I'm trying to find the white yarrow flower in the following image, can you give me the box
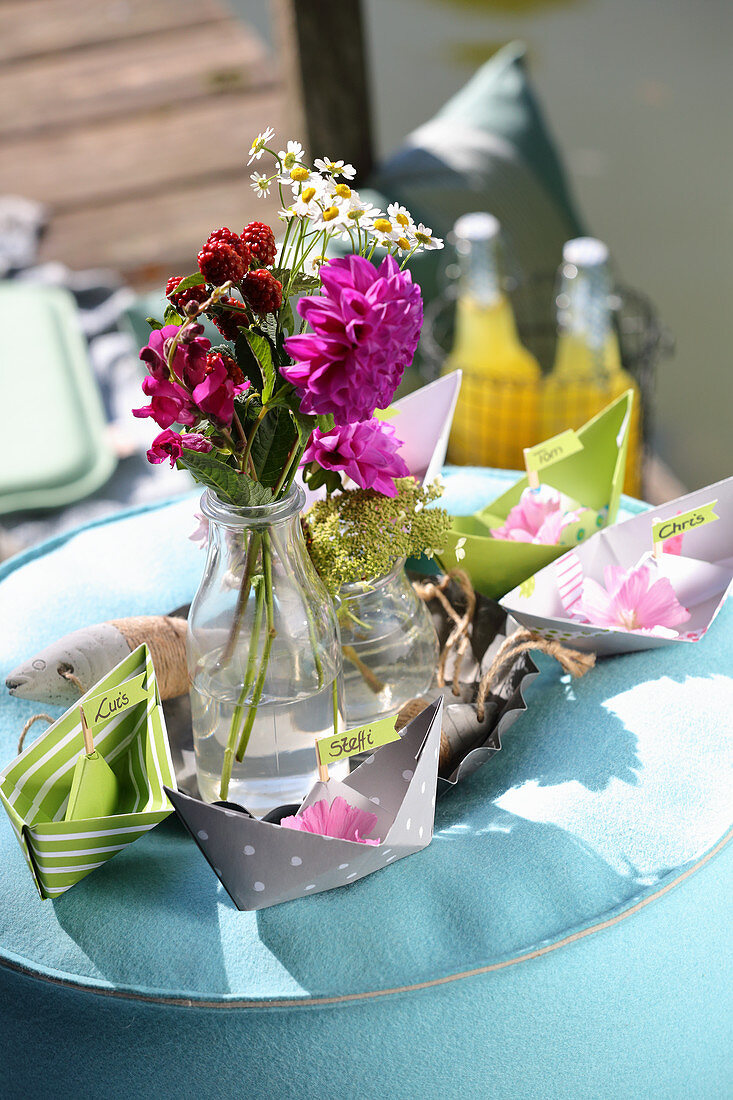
[314,157,356,180]
[250,172,271,198]
[247,126,275,165]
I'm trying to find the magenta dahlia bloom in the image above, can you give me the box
[191,354,247,427]
[282,254,423,424]
[303,418,409,497]
[139,323,209,388]
[147,429,212,467]
[132,375,198,429]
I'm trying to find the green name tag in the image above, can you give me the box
[524,429,584,473]
[81,672,149,731]
[652,500,719,544]
[317,715,401,765]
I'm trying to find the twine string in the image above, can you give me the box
[17,713,54,755]
[475,629,595,721]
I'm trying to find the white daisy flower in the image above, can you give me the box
[314,157,356,180]
[334,197,380,240]
[387,202,416,236]
[310,201,349,232]
[247,126,275,165]
[370,215,400,248]
[277,139,304,176]
[291,176,327,218]
[288,164,313,191]
[250,172,271,198]
[412,223,444,251]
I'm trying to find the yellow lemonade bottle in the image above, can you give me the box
[443,213,541,470]
[542,238,643,495]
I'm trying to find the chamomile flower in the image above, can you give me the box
[310,202,349,232]
[314,157,356,180]
[247,126,275,165]
[370,216,400,248]
[412,223,444,251]
[250,172,272,198]
[289,164,313,189]
[340,197,380,236]
[277,139,304,177]
[291,178,327,218]
[387,202,416,236]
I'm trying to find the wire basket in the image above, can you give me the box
[419,274,672,496]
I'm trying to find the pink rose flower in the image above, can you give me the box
[576,563,691,633]
[280,796,380,845]
[303,418,410,497]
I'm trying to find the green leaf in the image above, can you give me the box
[249,407,299,489]
[171,273,206,294]
[316,413,335,433]
[289,409,316,449]
[303,461,343,495]
[288,273,321,295]
[242,329,276,402]
[278,297,295,338]
[163,305,184,325]
[178,450,274,507]
[146,316,163,331]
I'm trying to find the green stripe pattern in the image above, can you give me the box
[0,644,176,899]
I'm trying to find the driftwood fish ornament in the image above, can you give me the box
[5,616,188,704]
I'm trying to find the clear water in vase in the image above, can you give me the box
[191,650,346,816]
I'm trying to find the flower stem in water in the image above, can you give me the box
[235,537,276,763]
[219,574,265,800]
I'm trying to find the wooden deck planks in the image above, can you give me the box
[0,0,286,287]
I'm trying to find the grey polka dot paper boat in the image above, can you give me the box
[164,698,443,912]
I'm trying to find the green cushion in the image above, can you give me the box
[369,41,585,304]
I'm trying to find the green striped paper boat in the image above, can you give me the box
[0,644,175,900]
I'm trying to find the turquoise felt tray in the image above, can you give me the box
[0,283,116,514]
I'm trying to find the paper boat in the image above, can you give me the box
[439,390,633,599]
[301,372,462,507]
[165,698,443,911]
[501,476,733,655]
[0,644,176,899]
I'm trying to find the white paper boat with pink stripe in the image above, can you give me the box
[501,476,733,656]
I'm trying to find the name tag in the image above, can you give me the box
[652,500,719,545]
[317,715,401,766]
[81,672,149,731]
[524,429,584,473]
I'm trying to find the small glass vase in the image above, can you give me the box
[338,558,439,727]
[187,485,345,817]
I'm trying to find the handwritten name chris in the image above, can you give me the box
[656,512,708,540]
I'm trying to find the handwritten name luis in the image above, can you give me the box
[93,689,132,724]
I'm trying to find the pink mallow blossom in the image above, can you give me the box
[303,418,409,497]
[491,486,580,545]
[139,323,209,387]
[576,563,691,634]
[280,796,381,845]
[147,430,212,467]
[282,254,423,425]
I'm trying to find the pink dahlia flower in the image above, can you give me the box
[280,796,380,845]
[303,418,409,497]
[132,375,198,429]
[282,254,423,424]
[576,563,691,633]
[147,429,212,467]
[491,486,580,545]
[139,323,210,388]
[191,353,248,427]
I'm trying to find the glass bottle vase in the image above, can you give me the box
[187,485,345,817]
[338,559,439,727]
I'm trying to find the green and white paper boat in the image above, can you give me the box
[0,644,176,900]
[439,391,633,599]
